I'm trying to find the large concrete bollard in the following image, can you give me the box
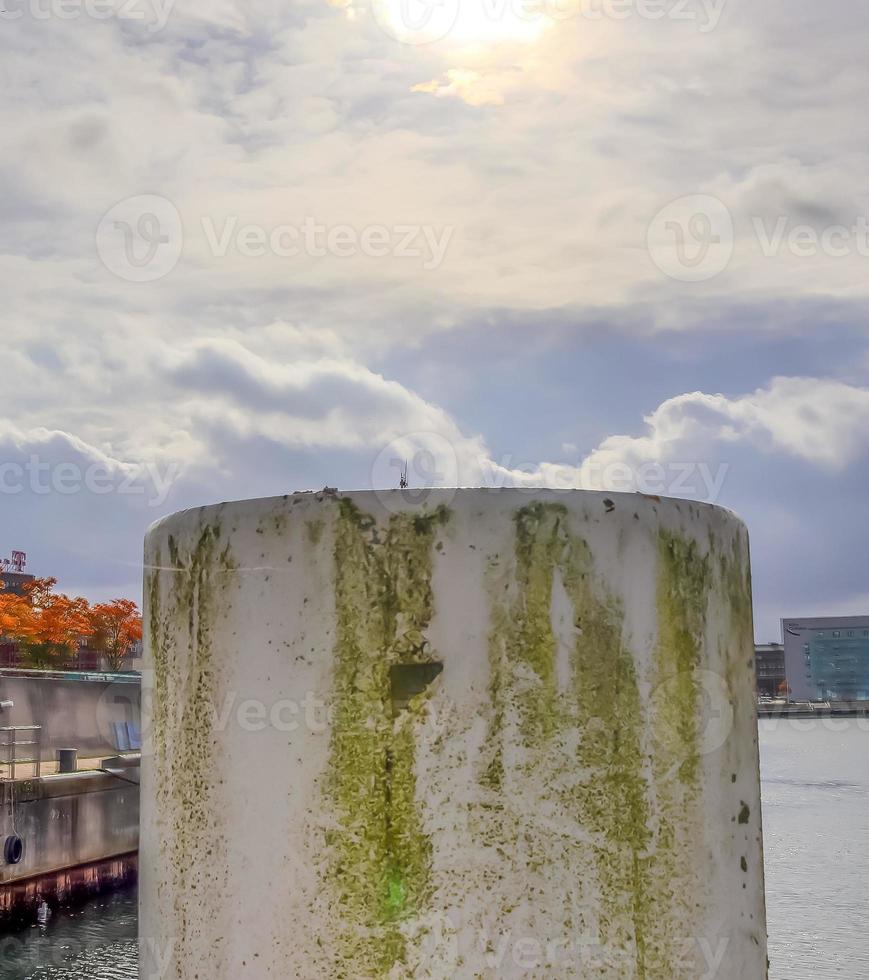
[140,489,766,979]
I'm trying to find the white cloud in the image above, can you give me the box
[3,0,869,641]
[161,338,486,455]
[4,0,869,335]
[580,378,869,473]
[458,377,869,501]
[3,355,869,640]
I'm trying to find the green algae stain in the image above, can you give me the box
[560,535,654,976]
[306,518,325,547]
[509,502,564,739]
[653,532,712,788]
[325,499,450,975]
[146,556,168,756]
[718,530,754,701]
[644,530,715,977]
[486,502,654,976]
[482,506,740,977]
[146,522,236,977]
[481,597,510,792]
[483,502,566,792]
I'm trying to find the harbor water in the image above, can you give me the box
[0,887,136,979]
[0,724,866,979]
[759,719,869,978]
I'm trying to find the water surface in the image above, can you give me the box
[760,719,869,979]
[0,888,136,979]
[2,724,866,978]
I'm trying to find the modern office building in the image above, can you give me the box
[754,642,786,698]
[781,616,869,701]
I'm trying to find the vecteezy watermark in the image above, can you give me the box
[0,0,175,32]
[647,194,735,282]
[758,712,869,735]
[477,932,730,976]
[140,937,177,980]
[96,195,184,283]
[96,195,454,282]
[406,918,731,978]
[481,457,730,501]
[0,931,175,977]
[370,432,731,510]
[650,668,734,758]
[751,214,869,260]
[648,194,869,283]
[134,680,460,760]
[372,430,462,513]
[0,456,180,506]
[370,0,460,44]
[370,0,728,45]
[200,215,454,270]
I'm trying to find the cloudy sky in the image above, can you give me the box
[2,0,868,639]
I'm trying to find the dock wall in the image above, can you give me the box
[0,771,139,927]
[0,670,141,761]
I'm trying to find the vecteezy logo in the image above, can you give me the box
[650,668,734,759]
[370,0,460,44]
[95,675,149,760]
[647,194,734,282]
[96,194,183,282]
[371,431,460,514]
[408,910,459,974]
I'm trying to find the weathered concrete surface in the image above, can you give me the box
[1,771,139,926]
[0,670,141,762]
[141,489,767,979]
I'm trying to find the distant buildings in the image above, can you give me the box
[755,642,786,698]
[0,571,35,597]
[0,551,130,672]
[0,556,35,667]
[0,634,126,672]
[756,616,869,701]
[782,617,869,701]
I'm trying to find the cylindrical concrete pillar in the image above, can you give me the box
[140,489,766,979]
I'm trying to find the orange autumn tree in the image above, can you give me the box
[0,581,33,638]
[11,578,94,669]
[87,599,143,673]
[0,578,142,671]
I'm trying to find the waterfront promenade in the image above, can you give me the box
[757,700,869,718]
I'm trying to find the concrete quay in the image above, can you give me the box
[1,765,139,928]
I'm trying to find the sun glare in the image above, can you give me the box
[371,0,552,47]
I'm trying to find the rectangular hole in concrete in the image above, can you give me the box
[390,662,443,713]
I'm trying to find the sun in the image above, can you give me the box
[371,0,552,47]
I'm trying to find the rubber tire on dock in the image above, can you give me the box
[3,835,23,865]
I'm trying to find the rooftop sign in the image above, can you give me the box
[0,551,26,574]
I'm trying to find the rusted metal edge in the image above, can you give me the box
[0,851,138,931]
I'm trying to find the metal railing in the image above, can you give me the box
[0,725,43,779]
